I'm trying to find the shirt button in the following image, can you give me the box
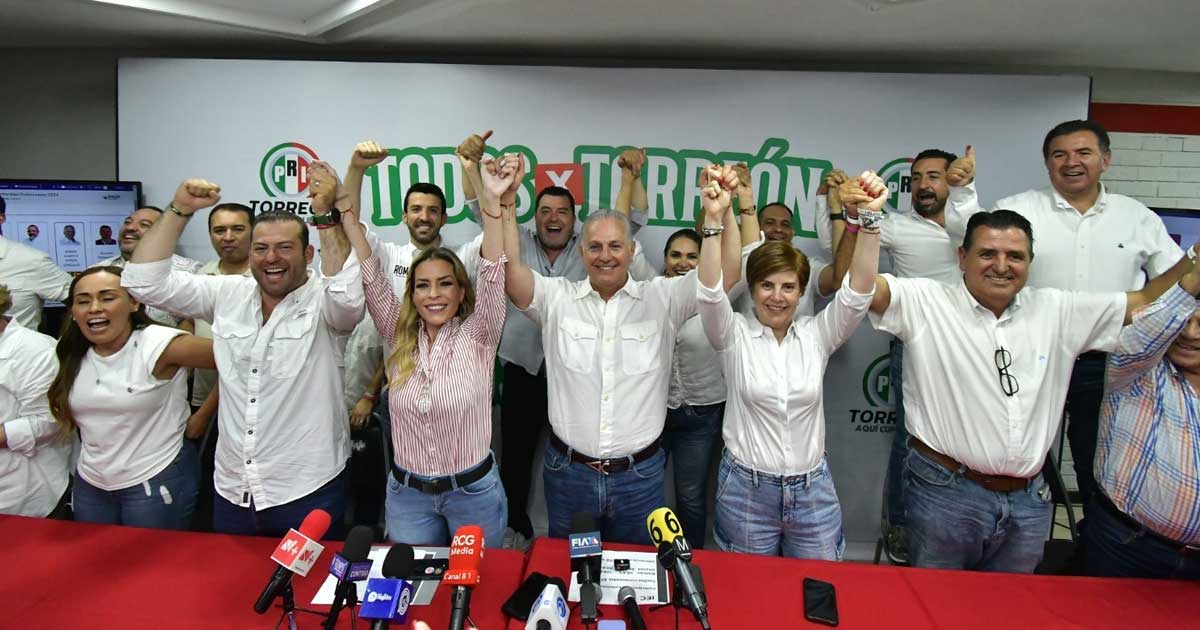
[246,460,252,464]
[250,398,256,403]
[252,368,258,374]
[248,430,254,435]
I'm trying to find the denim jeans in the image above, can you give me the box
[903,446,1051,573]
[1084,494,1200,579]
[543,439,666,546]
[384,455,508,549]
[213,466,348,540]
[72,441,198,531]
[662,402,724,549]
[883,339,909,528]
[1065,353,1106,523]
[713,452,845,560]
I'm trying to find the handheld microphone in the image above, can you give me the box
[445,525,484,630]
[254,509,331,614]
[569,512,603,623]
[647,507,711,630]
[359,544,416,630]
[525,578,568,630]
[323,525,374,630]
[618,586,648,630]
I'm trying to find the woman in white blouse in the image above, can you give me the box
[697,168,887,559]
[48,266,214,529]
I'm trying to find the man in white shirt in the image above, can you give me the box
[95,205,201,329]
[945,121,1182,529]
[58,224,80,247]
[0,285,71,518]
[865,208,1197,572]
[0,236,71,331]
[122,174,363,538]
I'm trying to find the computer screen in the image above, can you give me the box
[0,179,142,272]
[1153,207,1200,252]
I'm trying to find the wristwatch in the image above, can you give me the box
[308,208,341,226]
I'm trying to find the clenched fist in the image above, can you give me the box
[172,179,221,215]
[351,140,389,169]
[946,145,975,187]
[617,148,647,178]
[457,130,493,169]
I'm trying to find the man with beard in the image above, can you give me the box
[827,148,968,564]
[122,172,363,537]
[946,121,1182,543]
[95,205,201,329]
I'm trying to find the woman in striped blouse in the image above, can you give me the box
[342,144,516,548]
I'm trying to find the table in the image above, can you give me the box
[0,515,527,629]
[513,538,1200,629]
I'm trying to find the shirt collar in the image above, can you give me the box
[574,273,639,300]
[1050,184,1109,214]
[745,310,800,341]
[960,281,1025,321]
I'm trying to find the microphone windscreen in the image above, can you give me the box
[618,586,636,603]
[342,525,374,562]
[381,543,415,578]
[298,509,332,540]
[570,512,597,533]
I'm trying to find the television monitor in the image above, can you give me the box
[0,179,142,272]
[1153,207,1200,252]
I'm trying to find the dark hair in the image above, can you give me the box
[912,149,958,169]
[1042,120,1110,159]
[207,202,254,228]
[252,210,309,249]
[663,228,701,260]
[48,266,155,435]
[759,202,793,218]
[403,183,447,215]
[535,186,576,211]
[962,209,1035,253]
[139,205,164,214]
[0,194,5,214]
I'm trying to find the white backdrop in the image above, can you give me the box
[119,58,1089,547]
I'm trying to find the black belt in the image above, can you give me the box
[548,433,660,475]
[391,454,493,495]
[1096,491,1200,555]
[1077,351,1107,362]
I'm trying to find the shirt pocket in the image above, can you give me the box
[211,317,256,379]
[620,320,661,375]
[557,317,598,374]
[268,311,317,379]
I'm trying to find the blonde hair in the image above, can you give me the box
[745,241,810,291]
[386,248,476,385]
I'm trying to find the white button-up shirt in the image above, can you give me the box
[97,254,201,327]
[191,260,253,407]
[0,319,70,517]
[702,276,873,475]
[948,183,1181,291]
[523,271,699,457]
[121,257,364,509]
[870,275,1126,477]
[0,237,71,329]
[815,197,961,283]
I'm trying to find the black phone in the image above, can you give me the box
[502,571,552,620]
[803,577,839,627]
[407,557,449,581]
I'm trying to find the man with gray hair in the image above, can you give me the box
[503,159,742,544]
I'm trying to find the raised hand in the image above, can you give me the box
[617,147,647,178]
[501,152,525,207]
[859,171,890,213]
[307,163,342,215]
[819,169,848,195]
[836,178,872,217]
[946,145,975,187]
[172,179,221,215]
[456,130,493,171]
[350,140,389,170]
[699,164,735,221]
[480,153,520,207]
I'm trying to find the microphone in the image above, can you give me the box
[445,525,484,630]
[524,578,568,630]
[359,544,416,630]
[618,586,648,630]
[323,525,375,630]
[647,507,711,630]
[254,509,331,614]
[569,512,602,623]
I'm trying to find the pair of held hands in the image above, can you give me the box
[695,164,889,223]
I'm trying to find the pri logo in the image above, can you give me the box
[877,157,914,215]
[259,142,320,197]
[862,353,893,408]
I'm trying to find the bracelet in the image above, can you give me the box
[844,212,861,226]
[829,213,845,222]
[858,209,885,231]
[701,225,725,238]
[845,223,860,234]
[480,204,503,220]
[166,203,191,219]
[738,204,757,216]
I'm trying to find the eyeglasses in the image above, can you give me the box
[994,347,1019,397]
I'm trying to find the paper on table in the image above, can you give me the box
[311,545,449,606]
[567,550,670,605]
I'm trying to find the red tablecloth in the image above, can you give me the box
[513,538,1200,630]
[0,515,526,629]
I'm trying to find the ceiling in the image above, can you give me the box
[2,0,1198,74]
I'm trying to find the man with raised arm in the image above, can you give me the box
[95,204,201,329]
[121,173,363,538]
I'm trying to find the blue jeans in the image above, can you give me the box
[213,466,348,540]
[1084,493,1200,579]
[884,339,909,528]
[72,441,198,531]
[543,439,666,546]
[385,455,508,549]
[662,402,724,549]
[713,452,845,560]
[1066,353,1106,523]
[904,446,1051,573]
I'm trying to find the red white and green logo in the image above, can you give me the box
[260,142,320,197]
[877,157,913,214]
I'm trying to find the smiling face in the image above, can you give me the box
[581,217,632,296]
[759,204,794,242]
[119,208,162,257]
[249,220,313,299]
[1167,310,1200,375]
[26,225,39,240]
[404,192,446,247]
[410,258,465,332]
[1045,130,1110,199]
[535,193,575,252]
[70,271,139,352]
[910,157,950,217]
[752,269,803,332]
[958,226,1031,315]
[664,234,700,277]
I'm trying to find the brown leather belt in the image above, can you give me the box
[909,437,1031,492]
[548,432,660,475]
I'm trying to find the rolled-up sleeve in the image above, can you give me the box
[122,259,220,322]
[320,256,365,333]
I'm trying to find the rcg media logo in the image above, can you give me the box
[877,157,913,214]
[251,142,321,214]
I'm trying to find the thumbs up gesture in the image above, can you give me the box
[946,145,975,187]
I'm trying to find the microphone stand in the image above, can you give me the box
[273,583,299,630]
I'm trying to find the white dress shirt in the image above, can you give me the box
[870,275,1126,477]
[342,312,385,411]
[702,276,873,475]
[0,237,71,329]
[815,197,962,283]
[71,325,190,490]
[667,315,726,409]
[191,260,253,407]
[0,319,70,517]
[947,182,1182,291]
[522,271,700,457]
[121,257,364,509]
[96,254,201,327]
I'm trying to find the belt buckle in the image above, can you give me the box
[586,460,611,475]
